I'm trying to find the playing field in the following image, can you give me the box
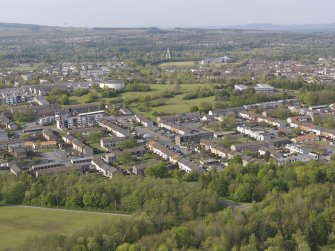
[0,205,127,251]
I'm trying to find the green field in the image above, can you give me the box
[158,61,197,68]
[8,65,37,71]
[67,83,215,119]
[0,205,125,251]
[123,83,215,118]
[69,94,93,105]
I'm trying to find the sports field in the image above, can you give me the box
[0,205,127,251]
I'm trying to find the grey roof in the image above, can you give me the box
[10,164,22,175]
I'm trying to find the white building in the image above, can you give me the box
[57,111,105,129]
[99,80,125,90]
[253,84,275,93]
[285,144,310,155]
[277,153,318,165]
[234,84,248,91]
[237,126,265,141]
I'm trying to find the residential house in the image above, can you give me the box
[146,140,203,173]
[292,134,319,144]
[134,114,154,127]
[43,128,58,141]
[98,119,132,138]
[91,158,121,178]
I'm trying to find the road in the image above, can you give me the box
[0,203,132,217]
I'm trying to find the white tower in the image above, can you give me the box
[166,48,171,59]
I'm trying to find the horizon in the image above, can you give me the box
[1,21,335,30]
[1,0,335,28]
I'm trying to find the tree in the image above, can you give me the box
[199,102,212,113]
[170,226,192,248]
[73,88,89,96]
[87,131,103,145]
[229,155,243,165]
[293,230,311,251]
[47,88,69,104]
[118,152,134,165]
[1,181,26,204]
[119,139,138,150]
[189,106,199,112]
[233,184,252,202]
[87,92,99,103]
[14,108,34,123]
[87,236,101,251]
[57,94,70,105]
[184,171,199,182]
[145,162,168,178]
[264,151,271,161]
[221,114,237,130]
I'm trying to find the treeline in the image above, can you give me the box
[125,83,151,92]
[46,88,70,105]
[5,160,335,250]
[0,173,219,226]
[297,89,335,106]
[313,115,335,129]
[123,88,179,107]
[267,77,324,91]
[213,85,289,108]
[134,184,335,251]
[182,87,213,100]
[18,183,335,250]
[200,160,335,202]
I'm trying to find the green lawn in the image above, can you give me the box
[69,94,93,105]
[147,96,214,113]
[122,83,215,118]
[66,84,215,119]
[89,142,107,152]
[0,205,123,250]
[8,65,37,71]
[158,61,197,68]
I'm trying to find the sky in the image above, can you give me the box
[1,0,335,28]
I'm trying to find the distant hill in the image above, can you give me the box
[0,22,82,32]
[1,21,335,33]
[221,23,335,32]
[0,22,49,31]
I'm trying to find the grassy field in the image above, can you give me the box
[8,65,37,71]
[67,83,215,119]
[158,61,197,68]
[123,83,215,119]
[0,205,123,250]
[69,94,93,105]
[147,96,214,113]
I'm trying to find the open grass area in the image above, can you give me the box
[66,83,215,119]
[8,65,37,71]
[146,96,214,113]
[89,142,107,152]
[69,94,93,105]
[158,61,197,68]
[0,205,122,250]
[123,83,215,119]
